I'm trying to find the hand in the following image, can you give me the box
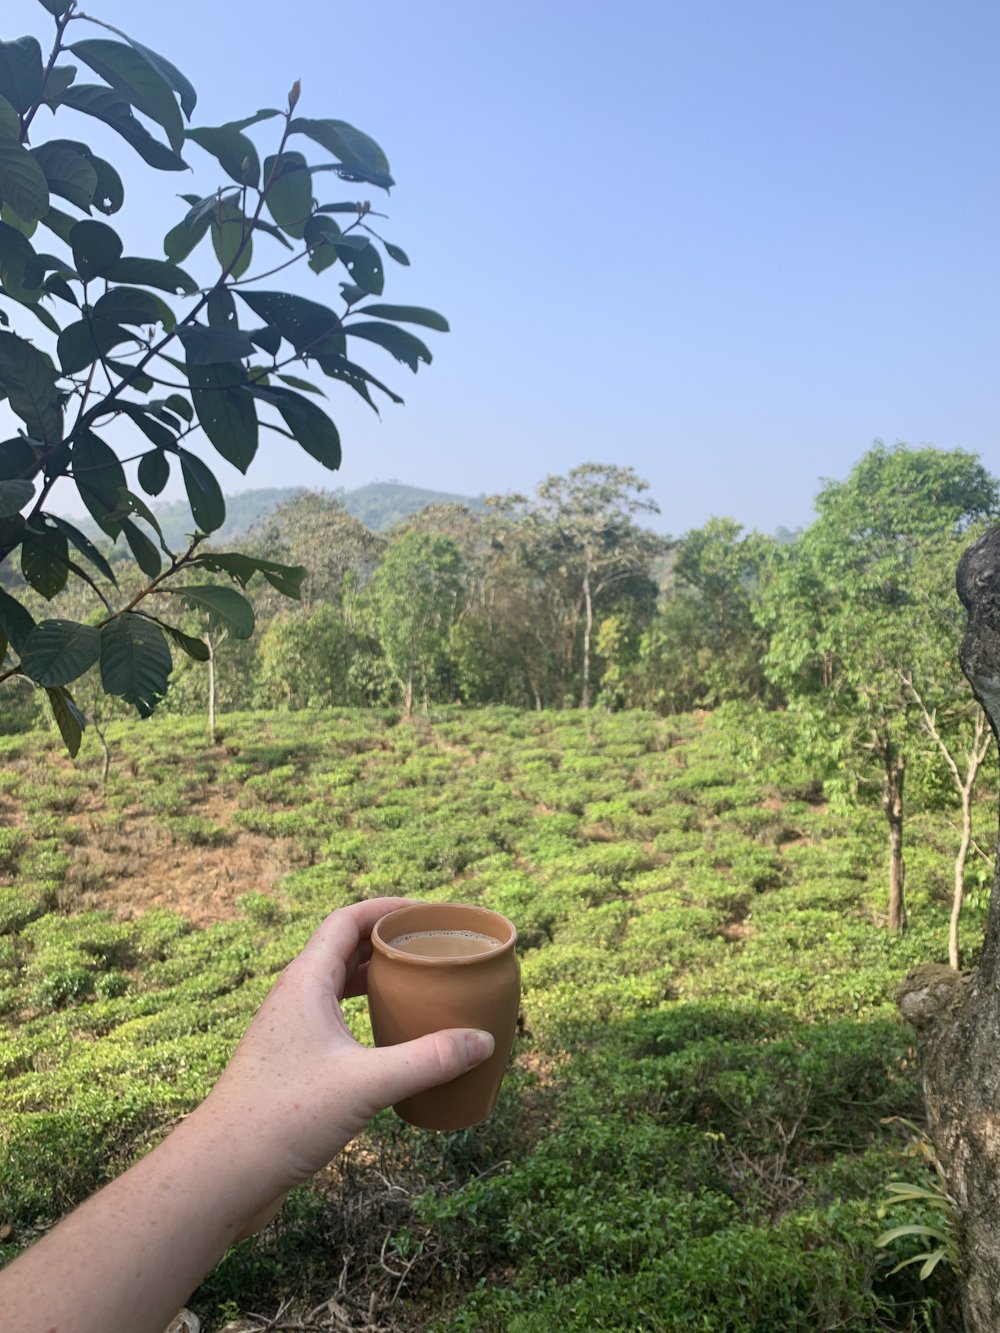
[0,898,496,1333]
[194,897,495,1213]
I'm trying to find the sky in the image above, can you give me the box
[5,0,1000,537]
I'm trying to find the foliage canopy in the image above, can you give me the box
[0,0,446,752]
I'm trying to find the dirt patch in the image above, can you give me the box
[82,830,294,927]
[60,790,299,928]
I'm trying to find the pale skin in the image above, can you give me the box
[0,897,496,1333]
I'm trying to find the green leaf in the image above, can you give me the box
[41,64,77,106]
[21,618,100,685]
[248,325,281,356]
[72,429,127,536]
[0,140,50,222]
[70,218,124,280]
[0,331,62,443]
[356,303,449,332]
[190,551,307,599]
[43,274,77,306]
[120,516,162,577]
[69,39,185,152]
[163,393,193,422]
[334,237,383,295]
[0,94,20,142]
[100,614,172,717]
[94,285,172,329]
[90,154,124,214]
[236,289,345,358]
[0,585,34,654]
[249,217,294,250]
[186,123,260,186]
[85,25,197,120]
[58,317,134,376]
[276,373,324,396]
[21,523,69,598]
[105,359,154,392]
[289,118,394,190]
[346,321,432,372]
[210,196,252,278]
[56,86,187,172]
[105,256,197,294]
[0,478,33,516]
[0,437,37,480]
[32,140,99,212]
[189,362,258,473]
[249,383,341,470]
[160,621,210,662]
[48,513,117,585]
[177,323,255,365]
[314,352,404,411]
[37,0,76,16]
[383,240,410,266]
[263,151,312,239]
[165,583,255,638]
[104,486,166,543]
[163,207,211,263]
[46,686,84,757]
[0,219,42,301]
[16,301,61,335]
[207,285,238,330]
[120,402,177,451]
[37,204,76,244]
[0,38,43,114]
[137,449,170,498]
[875,1224,949,1246]
[178,447,225,532]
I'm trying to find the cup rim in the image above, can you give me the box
[371,901,517,963]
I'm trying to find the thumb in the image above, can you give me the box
[366,1028,495,1111]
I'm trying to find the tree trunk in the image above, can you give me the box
[580,567,593,708]
[206,636,217,746]
[404,663,414,719]
[883,745,907,932]
[898,526,1000,1330]
[951,785,974,970]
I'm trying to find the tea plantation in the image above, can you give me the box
[0,706,986,1330]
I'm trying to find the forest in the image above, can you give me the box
[1,440,1000,1330]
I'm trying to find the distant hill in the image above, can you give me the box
[65,481,487,550]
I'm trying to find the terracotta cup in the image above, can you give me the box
[367,902,520,1130]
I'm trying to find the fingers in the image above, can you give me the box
[299,898,416,974]
[362,1028,495,1112]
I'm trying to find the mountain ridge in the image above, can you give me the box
[65,481,487,550]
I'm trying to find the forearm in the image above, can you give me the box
[0,1100,290,1333]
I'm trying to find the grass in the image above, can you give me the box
[0,704,984,1330]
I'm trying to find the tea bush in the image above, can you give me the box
[0,705,967,1329]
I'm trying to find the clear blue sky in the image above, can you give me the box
[7,0,1000,536]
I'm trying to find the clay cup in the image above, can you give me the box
[367,902,520,1130]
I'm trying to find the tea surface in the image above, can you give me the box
[389,929,501,957]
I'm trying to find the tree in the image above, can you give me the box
[758,444,998,931]
[0,2,446,755]
[245,490,384,611]
[898,525,1000,1330]
[624,517,775,713]
[491,464,664,707]
[368,530,461,717]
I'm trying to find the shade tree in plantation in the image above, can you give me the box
[368,529,461,717]
[621,517,775,713]
[0,0,446,752]
[758,442,999,931]
[489,464,664,707]
[244,490,385,612]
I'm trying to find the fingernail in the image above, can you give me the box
[466,1030,495,1064]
